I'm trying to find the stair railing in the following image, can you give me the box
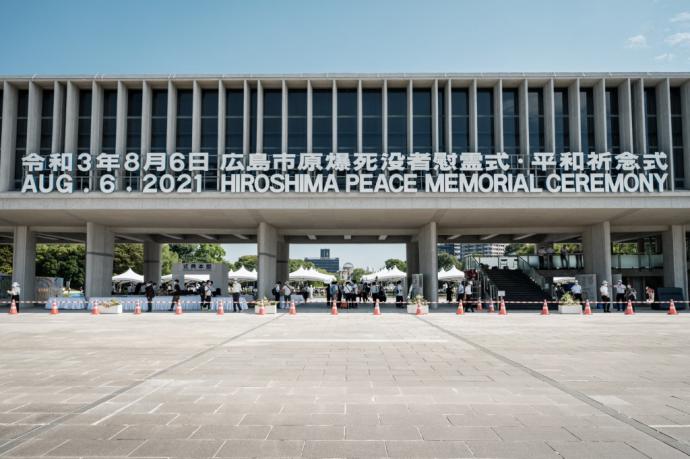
[464,255,499,301]
[517,256,551,295]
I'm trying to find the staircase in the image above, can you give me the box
[482,268,550,310]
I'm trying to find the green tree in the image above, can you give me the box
[35,244,86,288]
[384,258,407,271]
[168,243,226,263]
[161,245,178,275]
[113,243,144,274]
[233,255,257,271]
[504,243,536,256]
[612,243,638,254]
[437,252,462,270]
[0,245,12,274]
[288,259,315,272]
[350,267,370,283]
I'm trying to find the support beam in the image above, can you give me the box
[12,226,36,301]
[86,222,114,298]
[406,240,419,294]
[418,222,438,306]
[143,241,162,286]
[582,221,612,294]
[0,82,18,192]
[662,225,687,299]
[257,222,278,299]
[277,239,289,285]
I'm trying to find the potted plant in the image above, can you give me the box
[255,297,277,315]
[407,295,429,314]
[97,298,123,314]
[558,292,581,314]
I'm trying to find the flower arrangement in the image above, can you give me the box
[414,295,429,307]
[559,292,579,305]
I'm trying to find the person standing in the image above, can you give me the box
[343,281,354,309]
[625,284,637,312]
[282,282,292,308]
[560,245,569,269]
[645,286,655,307]
[546,247,555,270]
[395,281,404,308]
[570,280,583,303]
[614,280,626,311]
[7,282,20,312]
[464,281,475,312]
[145,281,156,312]
[537,247,546,269]
[231,279,241,312]
[169,279,181,311]
[273,281,281,304]
[445,282,453,303]
[600,280,611,313]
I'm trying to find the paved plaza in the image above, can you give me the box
[1,309,690,458]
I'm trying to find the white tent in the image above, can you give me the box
[362,266,406,282]
[112,268,144,284]
[289,266,335,283]
[160,273,209,283]
[228,265,258,282]
[438,265,465,281]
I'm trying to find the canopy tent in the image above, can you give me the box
[228,266,258,282]
[362,266,407,282]
[438,266,465,281]
[289,266,336,283]
[161,273,209,283]
[112,268,144,284]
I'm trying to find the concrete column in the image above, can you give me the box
[85,222,114,298]
[618,79,633,153]
[307,80,313,153]
[257,222,278,299]
[26,81,42,156]
[407,80,413,155]
[143,241,162,286]
[281,80,287,154]
[569,79,581,152]
[469,79,478,151]
[657,79,674,190]
[632,79,646,155]
[192,80,201,153]
[90,81,103,188]
[256,80,263,153]
[217,80,226,185]
[243,80,250,154]
[141,81,152,154]
[166,80,177,159]
[662,225,687,299]
[331,80,337,153]
[544,79,555,153]
[12,226,36,301]
[594,79,607,153]
[115,81,128,188]
[356,80,362,153]
[277,239,289,284]
[382,80,388,153]
[432,79,439,153]
[682,81,690,189]
[519,80,529,165]
[445,79,452,153]
[582,221,612,290]
[64,82,78,185]
[494,80,503,153]
[51,81,66,153]
[418,221,438,305]
[406,240,419,291]
[0,82,18,192]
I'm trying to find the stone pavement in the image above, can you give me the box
[0,309,689,458]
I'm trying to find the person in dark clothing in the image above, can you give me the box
[445,283,453,303]
[145,282,155,312]
[169,280,181,311]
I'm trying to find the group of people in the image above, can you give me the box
[537,245,582,270]
[324,280,407,309]
[443,280,478,311]
[137,278,245,312]
[565,279,655,313]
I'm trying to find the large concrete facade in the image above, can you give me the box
[0,73,689,300]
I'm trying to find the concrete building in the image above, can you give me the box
[0,73,689,306]
[304,248,340,273]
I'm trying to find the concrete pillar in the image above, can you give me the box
[632,79,646,155]
[519,79,529,163]
[0,82,18,192]
[469,79,478,152]
[431,79,439,153]
[445,79,452,153]
[494,80,503,153]
[356,80,363,153]
[406,240,419,291]
[281,80,287,154]
[217,80,226,185]
[257,222,278,299]
[331,80,337,153]
[26,81,42,157]
[544,79,556,153]
[418,222,438,305]
[141,81,152,154]
[657,79,674,190]
[682,81,690,189]
[307,80,314,153]
[85,222,114,298]
[277,239,289,284]
[64,82,79,184]
[115,81,127,189]
[166,80,177,156]
[594,79,607,153]
[256,80,263,153]
[582,221,612,290]
[407,79,413,155]
[12,226,36,301]
[382,80,388,153]
[192,80,201,153]
[143,241,162,286]
[568,79,581,152]
[89,81,103,188]
[662,225,687,299]
[243,80,250,154]
[618,79,633,153]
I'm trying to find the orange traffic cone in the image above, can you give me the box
[8,299,18,315]
[289,301,296,315]
[373,299,381,316]
[541,300,549,315]
[583,300,592,315]
[456,300,464,315]
[217,301,225,316]
[258,302,266,315]
[91,301,100,316]
[624,299,635,315]
[50,300,59,315]
[415,300,423,316]
[134,300,141,315]
[668,299,678,315]
[175,300,183,315]
[331,299,338,315]
[488,300,495,313]
[498,299,507,315]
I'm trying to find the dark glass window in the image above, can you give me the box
[201,89,218,190]
[39,90,54,155]
[75,89,92,190]
[451,88,469,152]
[0,91,3,150]
[477,89,495,155]
[438,88,445,152]
[412,89,432,153]
[14,90,29,188]
[645,87,658,154]
[176,89,192,156]
[337,88,357,153]
[125,89,142,190]
[528,88,544,154]
[225,89,243,153]
[502,89,519,165]
[101,90,117,156]
[249,88,257,153]
[580,88,595,154]
[671,87,684,187]
[312,89,332,154]
[387,88,407,153]
[263,89,282,170]
[287,89,307,155]
[606,88,620,154]
[554,88,570,155]
[150,89,167,151]
[362,89,381,153]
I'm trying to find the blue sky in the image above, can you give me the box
[3,0,689,268]
[2,0,690,74]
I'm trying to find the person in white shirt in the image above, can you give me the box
[614,280,626,312]
[600,280,611,313]
[464,281,475,312]
[395,281,404,308]
[231,280,242,312]
[306,285,313,303]
[281,282,292,308]
[570,280,582,302]
[7,282,20,312]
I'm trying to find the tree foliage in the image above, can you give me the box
[36,244,86,288]
[0,245,12,274]
[168,244,226,263]
[231,255,257,271]
[437,252,463,270]
[384,258,407,271]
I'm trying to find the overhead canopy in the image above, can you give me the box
[112,268,144,284]
[228,265,258,282]
[362,266,407,282]
[438,266,465,281]
[289,266,336,283]
[161,273,209,283]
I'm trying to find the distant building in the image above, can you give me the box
[339,262,354,280]
[449,243,509,259]
[305,249,340,273]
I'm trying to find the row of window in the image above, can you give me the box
[0,84,687,189]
